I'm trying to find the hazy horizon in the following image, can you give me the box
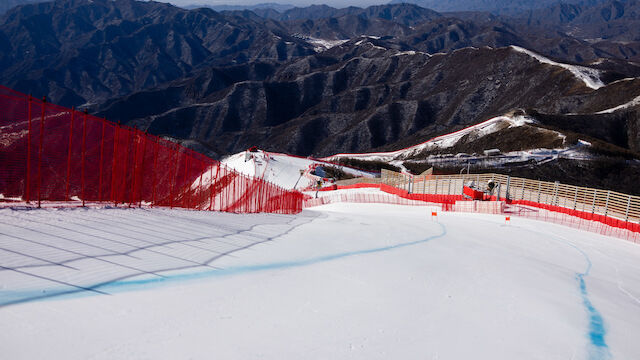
[160,0,390,9]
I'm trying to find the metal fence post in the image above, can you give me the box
[552,181,559,206]
[625,195,631,222]
[537,182,542,203]
[592,189,597,214]
[573,187,578,210]
[604,190,610,216]
[520,180,525,201]
[505,176,511,200]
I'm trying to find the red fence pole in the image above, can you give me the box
[223,167,229,211]
[137,133,147,208]
[37,97,46,208]
[151,139,158,207]
[81,110,87,207]
[170,146,179,209]
[111,123,119,206]
[65,107,74,200]
[124,129,134,207]
[25,95,32,203]
[98,121,106,201]
[182,154,189,209]
[208,165,214,211]
[130,129,140,207]
[197,160,204,210]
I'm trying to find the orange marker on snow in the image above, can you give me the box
[431,211,438,220]
[505,216,511,224]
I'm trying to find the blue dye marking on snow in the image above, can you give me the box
[477,218,611,359]
[560,242,610,359]
[523,226,610,359]
[0,222,447,306]
[98,222,447,292]
[574,257,610,359]
[577,275,608,351]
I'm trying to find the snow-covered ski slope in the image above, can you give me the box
[222,150,375,190]
[1,201,640,359]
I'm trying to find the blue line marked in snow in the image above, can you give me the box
[490,217,611,359]
[98,222,447,293]
[573,253,610,360]
[0,222,447,305]
[558,240,610,359]
[514,222,611,360]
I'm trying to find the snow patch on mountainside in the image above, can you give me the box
[325,115,539,162]
[596,95,640,114]
[510,46,605,90]
[306,38,348,52]
[400,142,593,170]
[392,50,429,57]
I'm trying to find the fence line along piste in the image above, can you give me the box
[0,85,304,214]
[308,169,640,243]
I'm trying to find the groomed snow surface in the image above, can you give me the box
[2,196,640,359]
[222,151,375,190]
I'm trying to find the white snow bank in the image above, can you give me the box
[511,46,605,90]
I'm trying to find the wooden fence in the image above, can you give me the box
[335,177,382,186]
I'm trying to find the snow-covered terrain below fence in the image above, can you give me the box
[2,203,640,359]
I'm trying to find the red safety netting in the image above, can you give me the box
[304,183,463,209]
[507,199,640,242]
[0,85,303,214]
[306,183,640,243]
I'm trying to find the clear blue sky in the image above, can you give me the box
[163,0,389,8]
